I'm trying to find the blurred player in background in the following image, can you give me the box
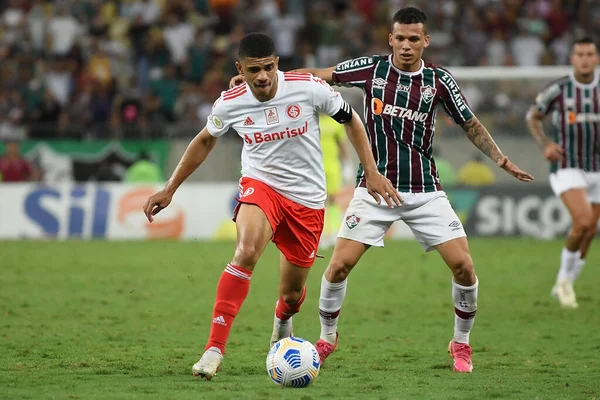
[319,113,354,249]
[143,33,400,380]
[232,7,534,373]
[526,37,600,309]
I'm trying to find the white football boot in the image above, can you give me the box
[551,278,578,308]
[270,313,293,348]
[192,347,223,380]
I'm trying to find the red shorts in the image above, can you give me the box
[233,177,324,267]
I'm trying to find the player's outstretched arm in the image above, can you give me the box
[289,66,336,83]
[525,106,565,162]
[143,128,218,222]
[460,116,534,182]
[228,67,336,88]
[343,109,402,207]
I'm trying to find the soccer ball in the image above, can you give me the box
[266,337,320,388]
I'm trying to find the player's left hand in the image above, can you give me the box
[365,173,403,207]
[229,74,245,89]
[497,156,534,182]
[143,189,173,222]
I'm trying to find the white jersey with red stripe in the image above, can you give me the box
[206,70,346,209]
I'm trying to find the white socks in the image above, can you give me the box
[557,248,584,283]
[570,257,585,283]
[319,275,347,344]
[452,278,478,344]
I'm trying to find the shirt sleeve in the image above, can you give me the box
[331,56,375,88]
[534,82,562,115]
[312,76,345,117]
[206,96,233,137]
[437,67,474,124]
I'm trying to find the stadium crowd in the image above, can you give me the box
[0,0,597,140]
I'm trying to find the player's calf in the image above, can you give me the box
[270,287,306,347]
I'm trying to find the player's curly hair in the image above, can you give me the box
[238,33,276,59]
[392,7,427,31]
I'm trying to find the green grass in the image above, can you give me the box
[1,239,599,399]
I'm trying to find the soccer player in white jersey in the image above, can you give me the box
[143,33,401,380]
[526,37,600,308]
[227,7,535,374]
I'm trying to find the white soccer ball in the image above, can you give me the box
[266,337,320,388]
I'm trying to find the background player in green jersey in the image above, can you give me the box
[230,7,533,373]
[319,113,354,249]
[526,37,600,309]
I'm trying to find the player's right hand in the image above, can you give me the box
[365,173,403,207]
[143,189,173,223]
[543,142,564,162]
[229,74,245,89]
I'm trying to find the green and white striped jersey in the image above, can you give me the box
[533,72,600,173]
[333,55,473,193]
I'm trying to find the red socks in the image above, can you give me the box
[275,286,306,320]
[205,264,253,353]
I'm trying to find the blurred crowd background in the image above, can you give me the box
[0,0,597,143]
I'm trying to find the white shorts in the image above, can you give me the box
[338,187,466,251]
[549,169,600,204]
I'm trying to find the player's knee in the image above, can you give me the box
[326,258,355,282]
[585,224,598,240]
[450,255,476,285]
[232,242,261,269]
[573,216,595,235]
[280,288,303,305]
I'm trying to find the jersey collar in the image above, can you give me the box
[569,70,599,89]
[388,55,424,76]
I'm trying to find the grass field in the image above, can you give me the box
[1,239,600,399]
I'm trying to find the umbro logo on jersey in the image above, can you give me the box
[243,116,255,126]
[372,78,387,89]
[213,315,227,326]
[449,220,462,231]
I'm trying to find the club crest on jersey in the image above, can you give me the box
[420,85,437,103]
[264,107,279,125]
[345,214,361,230]
[286,103,301,120]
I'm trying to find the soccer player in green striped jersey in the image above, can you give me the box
[526,37,600,309]
[230,7,533,373]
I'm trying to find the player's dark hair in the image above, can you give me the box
[238,33,276,59]
[392,7,427,31]
[574,36,596,46]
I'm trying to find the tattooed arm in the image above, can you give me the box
[459,116,534,182]
[460,116,505,163]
